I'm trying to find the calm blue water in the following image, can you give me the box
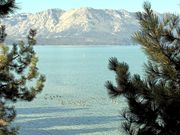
[33,45,147,99]
[15,45,147,135]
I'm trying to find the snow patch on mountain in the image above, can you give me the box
[1,8,139,45]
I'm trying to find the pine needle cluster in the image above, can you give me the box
[0,1,45,134]
[106,2,180,135]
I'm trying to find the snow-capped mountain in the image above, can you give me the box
[2,8,139,45]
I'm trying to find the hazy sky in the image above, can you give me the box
[15,0,180,13]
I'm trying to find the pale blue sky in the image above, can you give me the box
[15,0,180,13]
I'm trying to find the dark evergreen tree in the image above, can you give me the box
[0,0,18,17]
[0,0,45,134]
[106,2,180,135]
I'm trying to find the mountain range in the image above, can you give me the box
[2,8,140,45]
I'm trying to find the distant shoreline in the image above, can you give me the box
[35,44,138,46]
[6,43,138,46]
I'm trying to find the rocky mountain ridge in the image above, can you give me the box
[2,8,139,45]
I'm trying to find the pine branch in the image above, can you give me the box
[0,0,18,17]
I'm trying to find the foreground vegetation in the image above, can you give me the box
[0,1,45,134]
[106,2,180,135]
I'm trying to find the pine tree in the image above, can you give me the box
[0,0,45,134]
[106,2,180,135]
[0,0,18,17]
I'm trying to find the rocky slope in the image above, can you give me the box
[2,8,139,45]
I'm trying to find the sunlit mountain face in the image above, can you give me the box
[2,8,139,45]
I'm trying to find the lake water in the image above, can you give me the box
[15,45,147,135]
[36,45,146,98]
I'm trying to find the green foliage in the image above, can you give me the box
[106,2,180,135]
[0,102,17,135]
[0,29,45,102]
[0,27,46,134]
[0,1,45,134]
[0,0,18,17]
